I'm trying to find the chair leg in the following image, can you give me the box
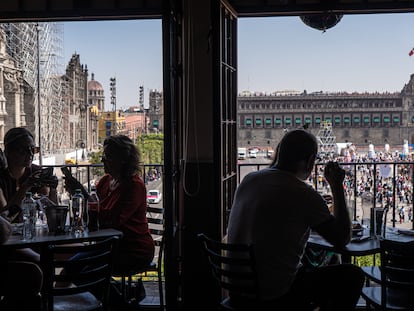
[158,272,164,310]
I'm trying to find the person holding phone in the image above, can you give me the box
[0,127,58,262]
[0,127,58,222]
[62,135,155,275]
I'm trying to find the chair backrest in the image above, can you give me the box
[147,206,165,266]
[43,236,119,311]
[197,233,259,301]
[379,238,414,307]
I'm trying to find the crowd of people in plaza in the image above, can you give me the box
[310,144,414,225]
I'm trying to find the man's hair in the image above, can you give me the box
[276,129,318,171]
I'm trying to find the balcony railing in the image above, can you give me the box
[45,161,413,231]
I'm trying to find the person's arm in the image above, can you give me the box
[61,166,88,199]
[314,162,351,248]
[0,215,12,244]
[0,172,39,218]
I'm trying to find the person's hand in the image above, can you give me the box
[41,175,58,189]
[62,172,83,196]
[324,161,345,187]
[20,170,42,190]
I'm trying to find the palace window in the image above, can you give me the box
[275,117,282,125]
[295,117,302,124]
[354,117,360,123]
[255,118,262,126]
[305,117,311,124]
[265,118,272,126]
[383,116,390,123]
[334,117,341,124]
[245,118,252,126]
[373,117,380,123]
[315,117,321,124]
[393,116,400,123]
[344,117,350,124]
[364,117,370,124]
[285,117,291,125]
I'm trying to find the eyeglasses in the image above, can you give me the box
[15,146,40,155]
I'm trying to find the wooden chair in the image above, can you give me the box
[361,239,414,310]
[197,233,259,311]
[112,206,165,310]
[42,236,119,311]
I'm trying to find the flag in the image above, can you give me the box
[409,48,414,56]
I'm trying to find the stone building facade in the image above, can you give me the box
[87,73,103,150]
[60,53,88,151]
[237,74,414,148]
[148,89,163,133]
[0,29,34,148]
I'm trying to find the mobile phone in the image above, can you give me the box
[40,167,54,179]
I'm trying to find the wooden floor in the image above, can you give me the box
[109,280,163,311]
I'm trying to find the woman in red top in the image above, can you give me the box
[63,135,155,274]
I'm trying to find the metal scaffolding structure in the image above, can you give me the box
[1,22,65,154]
[316,120,336,155]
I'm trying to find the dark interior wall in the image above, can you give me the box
[178,1,223,310]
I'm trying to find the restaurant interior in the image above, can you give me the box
[1,1,414,310]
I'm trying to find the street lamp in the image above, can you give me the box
[36,23,42,165]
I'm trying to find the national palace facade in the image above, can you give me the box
[237,74,414,148]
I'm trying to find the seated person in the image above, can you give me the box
[0,215,43,311]
[63,135,155,275]
[227,129,364,310]
[0,127,58,222]
[0,127,58,262]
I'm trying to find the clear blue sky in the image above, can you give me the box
[64,13,414,110]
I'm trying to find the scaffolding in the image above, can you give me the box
[316,120,336,155]
[1,22,65,154]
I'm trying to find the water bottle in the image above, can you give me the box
[70,189,86,236]
[87,187,100,232]
[22,192,36,240]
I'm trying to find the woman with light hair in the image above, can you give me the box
[63,135,155,275]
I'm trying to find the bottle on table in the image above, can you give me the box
[22,192,36,240]
[87,186,100,232]
[70,189,86,236]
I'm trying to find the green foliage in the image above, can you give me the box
[353,254,381,267]
[89,150,104,178]
[136,133,164,165]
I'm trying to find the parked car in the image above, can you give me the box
[147,190,162,204]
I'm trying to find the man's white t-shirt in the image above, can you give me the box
[227,167,332,300]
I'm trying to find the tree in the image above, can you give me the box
[136,133,164,165]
